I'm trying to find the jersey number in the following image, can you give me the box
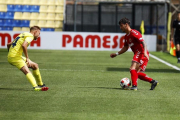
[12,37,20,47]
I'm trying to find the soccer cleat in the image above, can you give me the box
[33,86,49,91]
[150,80,159,90]
[129,86,138,91]
[177,60,180,63]
[38,84,46,88]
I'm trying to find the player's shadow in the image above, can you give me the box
[106,67,180,73]
[0,88,32,91]
[79,87,123,90]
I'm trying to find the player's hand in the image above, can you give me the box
[110,53,117,58]
[171,37,173,41]
[26,58,32,67]
[144,53,149,60]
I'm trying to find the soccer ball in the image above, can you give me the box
[120,77,131,88]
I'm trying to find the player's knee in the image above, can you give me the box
[34,63,39,69]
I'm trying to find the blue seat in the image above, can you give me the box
[0,12,6,19]
[12,20,21,27]
[22,5,31,12]
[0,26,3,30]
[41,28,46,31]
[4,19,13,27]
[21,20,30,27]
[5,12,14,19]
[0,19,4,26]
[4,27,13,31]
[14,5,23,12]
[46,28,55,31]
[30,5,40,12]
[7,5,15,12]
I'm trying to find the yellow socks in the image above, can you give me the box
[26,73,37,87]
[33,68,43,86]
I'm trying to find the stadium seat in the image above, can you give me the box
[46,20,55,28]
[22,5,31,12]
[0,26,3,30]
[21,20,30,27]
[14,5,23,12]
[4,19,13,27]
[14,12,22,20]
[13,27,21,31]
[41,28,46,31]
[0,19,4,26]
[5,12,14,19]
[12,20,21,27]
[55,21,63,28]
[4,26,13,30]
[39,6,48,13]
[30,13,39,20]
[30,5,40,12]
[46,28,55,31]
[6,0,14,5]
[38,20,46,28]
[38,13,47,20]
[0,5,7,12]
[46,13,55,20]
[22,0,31,5]
[39,0,47,5]
[0,12,6,19]
[55,28,62,31]
[59,0,64,6]
[7,5,15,12]
[14,0,23,5]
[47,0,55,5]
[0,0,7,4]
[47,6,56,13]
[30,20,38,27]
[55,13,63,21]
[21,27,29,31]
[22,12,31,20]
[31,0,40,5]
[55,6,64,13]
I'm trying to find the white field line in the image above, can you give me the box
[149,53,180,71]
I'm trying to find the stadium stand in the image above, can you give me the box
[0,0,64,31]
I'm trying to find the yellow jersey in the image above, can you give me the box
[8,32,34,58]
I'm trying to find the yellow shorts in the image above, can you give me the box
[8,56,28,69]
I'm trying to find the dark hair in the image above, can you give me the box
[119,18,130,25]
[30,26,41,32]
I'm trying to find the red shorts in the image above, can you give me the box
[132,52,149,72]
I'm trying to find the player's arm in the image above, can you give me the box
[110,45,129,58]
[141,41,149,60]
[7,41,13,52]
[22,41,31,65]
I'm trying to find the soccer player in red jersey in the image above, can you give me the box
[110,18,159,91]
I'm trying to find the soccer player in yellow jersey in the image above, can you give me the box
[7,26,49,91]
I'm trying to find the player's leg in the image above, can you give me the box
[175,37,180,63]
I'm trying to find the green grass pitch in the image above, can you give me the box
[0,49,180,120]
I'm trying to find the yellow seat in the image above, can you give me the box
[0,0,7,4]
[55,6,64,13]
[54,21,63,28]
[30,13,39,20]
[39,0,47,5]
[14,12,23,20]
[38,20,47,28]
[38,13,47,20]
[55,13,63,21]
[31,0,40,5]
[22,12,31,20]
[47,0,55,5]
[6,0,14,4]
[47,6,56,13]
[22,27,29,31]
[22,0,31,5]
[55,28,63,31]
[0,5,7,12]
[46,13,55,20]
[13,27,21,31]
[14,0,23,5]
[39,5,48,13]
[30,20,38,27]
[46,20,55,28]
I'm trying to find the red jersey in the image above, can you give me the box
[124,29,148,54]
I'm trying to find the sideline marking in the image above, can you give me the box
[149,54,180,71]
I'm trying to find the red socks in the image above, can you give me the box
[138,72,153,82]
[130,70,153,86]
[130,69,138,86]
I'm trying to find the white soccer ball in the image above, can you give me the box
[120,77,131,88]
